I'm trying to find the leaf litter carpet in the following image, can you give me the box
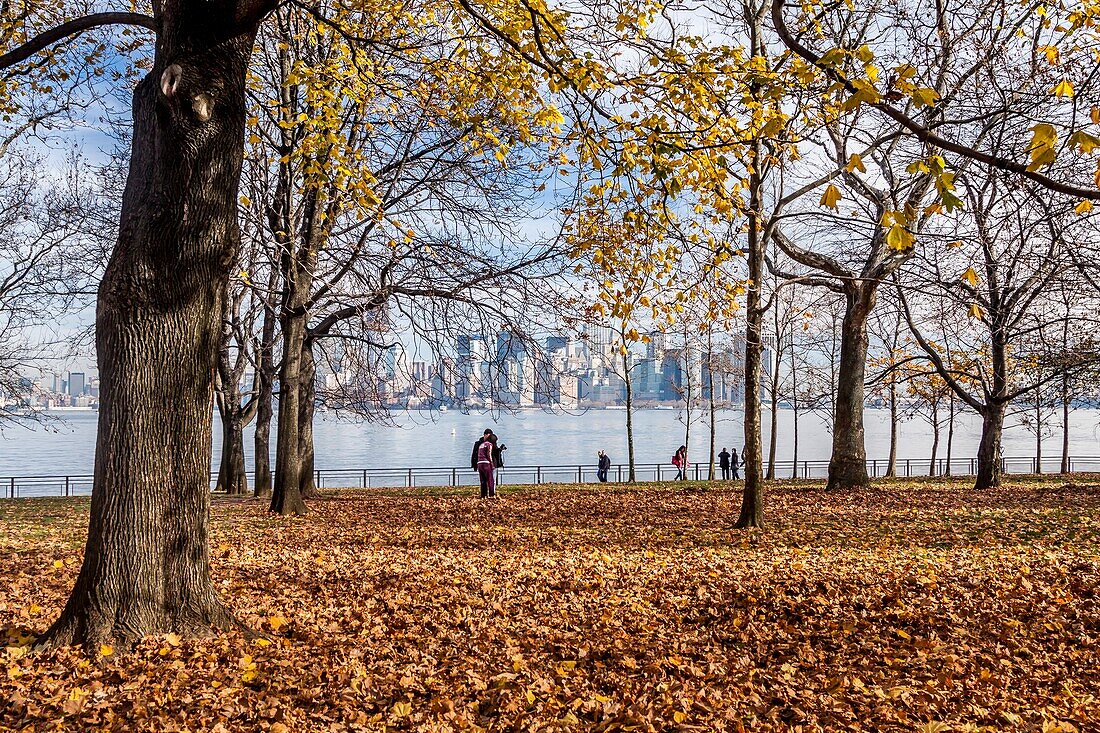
[2,479,1099,732]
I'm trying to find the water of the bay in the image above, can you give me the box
[2,406,1100,477]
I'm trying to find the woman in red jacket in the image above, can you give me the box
[673,445,688,481]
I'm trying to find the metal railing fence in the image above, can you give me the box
[2,455,1099,499]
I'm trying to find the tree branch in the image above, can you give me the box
[770,0,1100,200]
[0,13,156,71]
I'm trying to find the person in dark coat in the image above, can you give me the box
[732,447,741,480]
[719,447,732,480]
[597,450,611,482]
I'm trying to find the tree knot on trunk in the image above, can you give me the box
[160,64,183,98]
[192,93,215,122]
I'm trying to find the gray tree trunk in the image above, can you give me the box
[271,312,308,515]
[298,338,319,498]
[826,285,874,490]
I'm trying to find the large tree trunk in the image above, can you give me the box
[38,21,257,649]
[826,285,874,490]
[735,140,764,528]
[253,268,278,497]
[975,402,1005,490]
[216,412,249,495]
[272,312,308,515]
[298,338,319,498]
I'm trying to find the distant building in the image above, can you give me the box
[68,372,86,397]
[456,334,488,403]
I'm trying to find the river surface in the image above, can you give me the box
[3,406,1100,477]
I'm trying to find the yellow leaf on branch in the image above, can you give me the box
[885,223,913,250]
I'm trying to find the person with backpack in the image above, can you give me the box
[597,450,611,482]
[672,445,688,480]
[719,447,732,480]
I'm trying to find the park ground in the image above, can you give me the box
[1,479,1099,732]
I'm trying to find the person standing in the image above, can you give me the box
[732,446,741,480]
[719,447,732,480]
[597,450,611,482]
[673,445,688,480]
[477,433,498,499]
[491,433,507,468]
[471,428,492,471]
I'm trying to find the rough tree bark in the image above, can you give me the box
[271,310,308,515]
[297,338,319,498]
[214,298,257,496]
[975,402,1005,490]
[253,263,279,497]
[35,4,266,649]
[216,411,249,495]
[735,139,765,528]
[826,284,874,490]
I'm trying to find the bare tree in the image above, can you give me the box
[0,150,97,423]
[899,173,1087,489]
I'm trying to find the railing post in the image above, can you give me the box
[617,464,622,482]
[577,465,582,483]
[9,477,14,499]
[65,476,70,497]
[407,468,413,488]
[316,469,321,489]
[906,459,911,477]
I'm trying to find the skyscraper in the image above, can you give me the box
[456,334,487,402]
[68,372,86,397]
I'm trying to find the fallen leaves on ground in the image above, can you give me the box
[2,478,1099,732]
